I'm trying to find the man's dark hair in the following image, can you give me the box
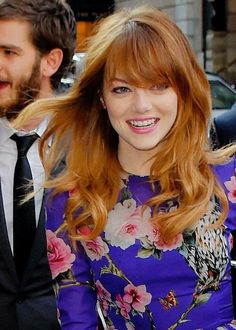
[0,0,77,90]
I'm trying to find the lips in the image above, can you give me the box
[126,117,160,135]
[0,81,10,90]
[127,118,159,129]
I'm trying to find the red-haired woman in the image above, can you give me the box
[16,6,236,330]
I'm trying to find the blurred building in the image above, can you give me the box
[202,0,236,84]
[67,0,236,84]
[67,0,114,50]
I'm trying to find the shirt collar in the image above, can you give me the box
[0,118,16,143]
[0,117,48,143]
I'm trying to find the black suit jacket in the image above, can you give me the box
[210,109,236,148]
[0,181,60,330]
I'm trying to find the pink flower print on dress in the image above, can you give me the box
[125,322,135,330]
[116,294,131,319]
[229,232,234,251]
[105,199,151,249]
[81,236,109,261]
[46,230,76,279]
[224,174,236,203]
[147,225,183,251]
[79,225,92,236]
[78,225,109,261]
[123,284,152,313]
[68,188,79,197]
[96,281,112,317]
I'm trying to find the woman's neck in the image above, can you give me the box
[118,142,156,177]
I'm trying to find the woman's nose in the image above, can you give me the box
[133,90,152,113]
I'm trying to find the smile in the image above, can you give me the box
[128,118,158,128]
[0,81,9,90]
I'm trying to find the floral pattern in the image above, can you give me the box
[46,229,75,279]
[46,160,236,329]
[105,198,151,249]
[81,236,109,261]
[122,284,152,313]
[225,170,236,203]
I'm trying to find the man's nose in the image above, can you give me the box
[0,55,5,72]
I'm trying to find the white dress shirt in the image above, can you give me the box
[0,118,46,251]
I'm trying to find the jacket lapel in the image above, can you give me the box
[20,158,65,285]
[21,190,48,286]
[0,179,18,283]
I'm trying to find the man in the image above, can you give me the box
[0,0,76,329]
[210,108,236,148]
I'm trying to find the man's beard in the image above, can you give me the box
[0,56,41,121]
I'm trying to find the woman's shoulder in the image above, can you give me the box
[46,191,69,230]
[46,190,69,209]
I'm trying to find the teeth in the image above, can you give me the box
[129,119,156,128]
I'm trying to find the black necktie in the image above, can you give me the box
[11,133,38,279]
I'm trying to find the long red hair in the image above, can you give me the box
[15,6,236,241]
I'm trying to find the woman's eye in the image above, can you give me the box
[112,86,130,94]
[151,84,169,91]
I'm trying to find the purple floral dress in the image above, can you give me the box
[46,158,236,330]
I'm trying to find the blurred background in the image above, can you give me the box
[63,0,236,117]
[67,0,236,85]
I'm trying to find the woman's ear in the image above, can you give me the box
[100,96,107,109]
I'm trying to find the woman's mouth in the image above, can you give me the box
[126,117,159,134]
[128,118,159,129]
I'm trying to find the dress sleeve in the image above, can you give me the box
[45,192,98,330]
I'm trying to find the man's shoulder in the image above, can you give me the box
[211,110,236,147]
[214,109,236,128]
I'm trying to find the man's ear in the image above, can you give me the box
[41,48,63,78]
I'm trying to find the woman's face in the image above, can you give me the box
[103,75,178,159]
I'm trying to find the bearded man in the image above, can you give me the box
[0,1,76,329]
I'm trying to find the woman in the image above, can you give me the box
[16,6,236,330]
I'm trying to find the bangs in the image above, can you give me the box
[104,21,176,87]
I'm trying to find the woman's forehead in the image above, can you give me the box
[104,65,171,86]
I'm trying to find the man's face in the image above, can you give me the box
[0,19,43,120]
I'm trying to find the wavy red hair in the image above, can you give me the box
[15,6,236,241]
